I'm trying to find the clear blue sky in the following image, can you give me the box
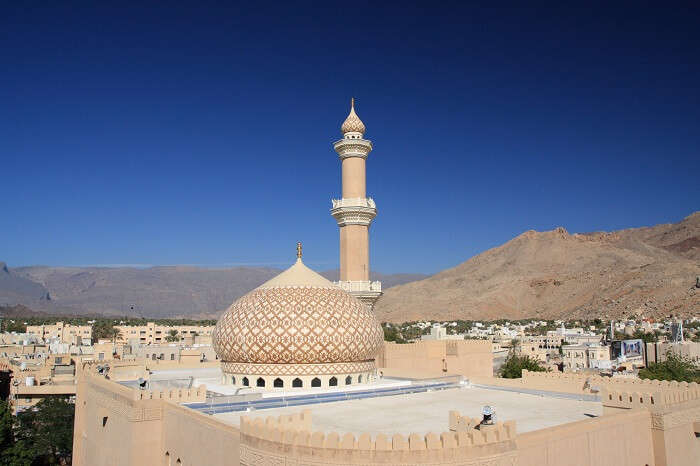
[1,3,698,274]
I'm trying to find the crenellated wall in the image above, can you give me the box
[239,410,518,465]
[599,383,700,466]
[136,385,207,403]
[72,368,700,466]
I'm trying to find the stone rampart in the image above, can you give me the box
[239,410,518,465]
[136,385,207,402]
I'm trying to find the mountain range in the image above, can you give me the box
[2,213,697,322]
[374,212,699,322]
[0,262,426,318]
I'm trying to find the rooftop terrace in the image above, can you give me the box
[214,385,602,435]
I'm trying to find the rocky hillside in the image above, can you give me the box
[374,212,700,323]
[0,262,51,307]
[0,264,425,318]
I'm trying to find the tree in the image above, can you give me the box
[559,341,569,355]
[165,329,179,342]
[632,329,658,343]
[14,397,74,465]
[499,353,547,379]
[638,352,700,383]
[0,400,34,466]
[0,400,15,463]
[92,320,117,344]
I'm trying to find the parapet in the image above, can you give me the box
[239,409,517,464]
[521,369,700,397]
[136,385,207,403]
[601,382,700,411]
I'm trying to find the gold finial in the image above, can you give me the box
[296,242,302,259]
[351,97,355,109]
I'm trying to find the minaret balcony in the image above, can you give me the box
[333,138,373,160]
[334,280,382,293]
[330,198,377,226]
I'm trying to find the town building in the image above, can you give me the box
[646,341,700,366]
[421,323,466,341]
[562,343,612,370]
[113,322,214,345]
[25,322,92,344]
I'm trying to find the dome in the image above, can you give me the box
[340,97,366,135]
[212,256,383,366]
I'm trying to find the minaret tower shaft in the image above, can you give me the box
[331,98,382,309]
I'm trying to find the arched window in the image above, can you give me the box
[345,376,352,385]
[358,375,363,383]
[292,378,302,388]
[231,376,236,385]
[329,376,338,386]
[242,377,249,386]
[256,377,265,387]
[274,378,283,388]
[165,452,170,466]
[311,377,321,387]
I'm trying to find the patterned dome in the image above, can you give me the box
[213,258,383,365]
[340,97,366,135]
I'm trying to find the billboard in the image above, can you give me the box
[611,339,643,359]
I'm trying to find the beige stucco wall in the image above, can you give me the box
[162,403,240,466]
[73,363,700,466]
[342,157,366,198]
[340,224,369,281]
[73,376,163,466]
[378,340,493,379]
[239,408,657,466]
[516,409,654,466]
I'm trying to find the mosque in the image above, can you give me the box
[71,100,700,466]
[212,99,385,390]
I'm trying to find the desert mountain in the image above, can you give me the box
[374,212,700,323]
[0,261,51,307]
[0,264,425,318]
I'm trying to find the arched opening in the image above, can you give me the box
[176,459,181,465]
[358,375,363,383]
[311,377,321,387]
[256,377,265,387]
[329,376,338,386]
[242,377,249,386]
[231,376,236,385]
[345,376,352,385]
[273,378,283,388]
[165,452,170,466]
[292,378,302,388]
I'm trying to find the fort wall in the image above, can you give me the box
[72,368,700,466]
[161,402,241,466]
[239,410,518,465]
[238,408,656,466]
[516,409,654,466]
[378,340,493,378]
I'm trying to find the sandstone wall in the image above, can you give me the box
[378,340,492,378]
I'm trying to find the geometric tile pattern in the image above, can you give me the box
[213,286,384,365]
[221,361,376,376]
[341,98,365,135]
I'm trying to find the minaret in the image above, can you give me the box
[331,98,382,309]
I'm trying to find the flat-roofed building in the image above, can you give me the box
[114,322,214,345]
[25,322,92,344]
